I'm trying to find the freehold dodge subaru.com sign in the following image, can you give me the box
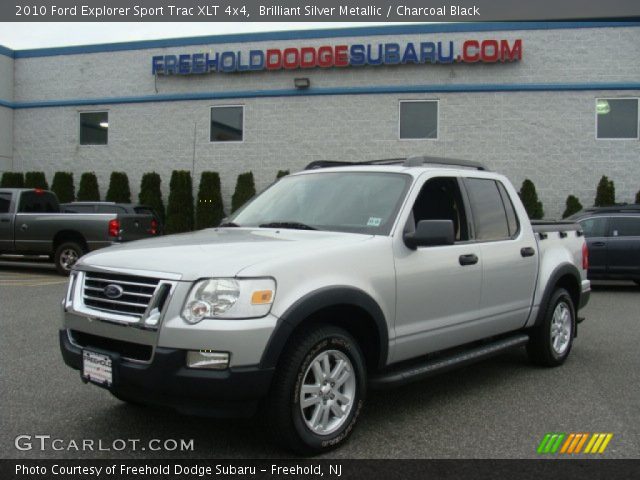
[151,38,523,75]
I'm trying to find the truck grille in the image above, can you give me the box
[82,272,160,318]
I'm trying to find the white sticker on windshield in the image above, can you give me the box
[367,217,382,227]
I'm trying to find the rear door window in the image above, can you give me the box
[464,178,511,241]
[610,217,640,237]
[0,192,11,213]
[96,205,127,214]
[579,217,608,237]
[18,191,59,213]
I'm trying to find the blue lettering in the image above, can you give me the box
[220,51,236,72]
[192,53,205,74]
[401,42,418,64]
[350,44,366,66]
[206,52,219,72]
[164,55,178,75]
[249,50,264,70]
[420,42,436,63]
[151,56,164,74]
[384,43,401,64]
[438,41,454,64]
[178,54,191,74]
[366,44,382,65]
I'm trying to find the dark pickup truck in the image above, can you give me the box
[0,188,159,275]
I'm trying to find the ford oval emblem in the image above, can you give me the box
[103,284,124,299]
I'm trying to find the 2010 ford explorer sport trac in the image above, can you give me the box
[59,156,591,454]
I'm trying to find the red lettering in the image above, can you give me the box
[334,45,348,67]
[283,48,300,69]
[300,47,316,68]
[462,40,480,63]
[480,40,499,62]
[500,39,522,62]
[317,46,333,67]
[266,49,282,70]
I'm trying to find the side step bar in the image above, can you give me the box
[369,333,530,389]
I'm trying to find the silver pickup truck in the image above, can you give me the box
[59,156,590,454]
[0,188,158,275]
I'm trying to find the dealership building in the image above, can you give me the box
[0,21,639,217]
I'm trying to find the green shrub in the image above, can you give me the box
[51,172,75,203]
[231,172,256,213]
[276,170,289,179]
[518,179,544,220]
[106,172,131,203]
[636,190,640,204]
[562,195,583,219]
[196,171,225,229]
[77,172,101,201]
[24,172,48,190]
[0,172,25,188]
[165,170,194,234]
[594,175,615,207]
[139,172,165,223]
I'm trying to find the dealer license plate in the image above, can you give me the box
[82,350,113,387]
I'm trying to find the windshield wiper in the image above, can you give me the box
[219,222,240,227]
[259,221,317,230]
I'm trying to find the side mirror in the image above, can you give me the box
[404,220,455,249]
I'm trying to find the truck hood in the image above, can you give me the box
[77,228,373,280]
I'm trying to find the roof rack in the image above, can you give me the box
[581,204,640,213]
[304,156,488,171]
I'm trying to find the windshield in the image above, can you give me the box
[229,172,411,235]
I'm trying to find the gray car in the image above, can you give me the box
[59,156,590,454]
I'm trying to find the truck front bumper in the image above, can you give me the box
[59,329,274,417]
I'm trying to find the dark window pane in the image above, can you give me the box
[596,99,638,139]
[400,101,438,139]
[210,106,243,142]
[497,182,519,237]
[465,178,510,241]
[63,204,94,213]
[579,217,608,237]
[96,205,126,214]
[18,191,59,213]
[412,177,469,241]
[0,193,11,213]
[611,217,640,237]
[80,112,108,145]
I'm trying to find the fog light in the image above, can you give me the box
[186,350,229,370]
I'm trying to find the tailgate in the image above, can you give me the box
[118,214,156,241]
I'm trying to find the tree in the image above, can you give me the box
[196,171,225,229]
[51,172,75,203]
[24,172,48,189]
[138,172,165,223]
[636,190,640,204]
[231,172,256,212]
[276,170,289,179]
[594,175,615,207]
[562,195,583,219]
[165,170,194,234]
[0,172,25,188]
[77,172,100,201]
[106,172,131,203]
[518,179,544,220]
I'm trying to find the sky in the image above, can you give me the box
[0,22,411,49]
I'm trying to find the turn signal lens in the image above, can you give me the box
[251,290,273,305]
[108,219,120,237]
[582,243,589,270]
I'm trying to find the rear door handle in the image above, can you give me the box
[521,247,536,257]
[459,254,478,266]
[592,242,606,247]
[0,218,9,223]
[20,224,28,231]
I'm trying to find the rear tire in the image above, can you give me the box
[527,288,575,367]
[266,324,367,455]
[54,241,84,276]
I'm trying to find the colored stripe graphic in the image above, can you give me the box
[539,433,613,454]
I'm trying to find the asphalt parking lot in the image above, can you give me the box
[1,261,638,459]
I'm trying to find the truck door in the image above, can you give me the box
[14,190,60,253]
[463,178,538,332]
[607,216,640,278]
[0,191,14,252]
[393,176,483,362]
[577,217,609,277]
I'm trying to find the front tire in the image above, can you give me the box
[527,288,575,367]
[266,324,366,455]
[54,241,84,276]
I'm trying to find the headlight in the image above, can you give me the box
[181,278,275,323]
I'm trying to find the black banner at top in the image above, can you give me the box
[5,0,640,22]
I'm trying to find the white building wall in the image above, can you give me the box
[0,53,13,171]
[7,25,640,218]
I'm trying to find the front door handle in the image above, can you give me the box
[521,247,536,257]
[0,218,9,223]
[20,224,28,231]
[592,242,606,247]
[459,254,478,266]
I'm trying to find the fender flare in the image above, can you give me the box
[534,263,581,327]
[259,286,389,370]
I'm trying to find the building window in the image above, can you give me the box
[596,98,638,139]
[399,100,438,140]
[210,105,243,142]
[79,111,108,145]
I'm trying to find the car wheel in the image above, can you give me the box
[54,241,84,276]
[266,324,366,455]
[634,280,640,287]
[527,288,576,367]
